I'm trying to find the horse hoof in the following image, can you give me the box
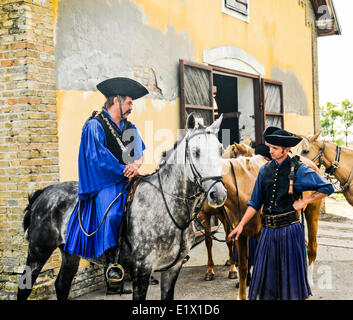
[228,271,238,279]
[204,273,215,281]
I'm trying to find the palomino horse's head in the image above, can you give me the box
[297,131,322,165]
[222,137,254,159]
[184,113,227,208]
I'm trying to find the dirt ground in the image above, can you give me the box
[75,196,353,301]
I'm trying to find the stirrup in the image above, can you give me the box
[106,263,125,284]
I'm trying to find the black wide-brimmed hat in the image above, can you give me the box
[264,126,302,147]
[255,144,271,159]
[96,77,148,100]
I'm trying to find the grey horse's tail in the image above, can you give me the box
[23,188,46,235]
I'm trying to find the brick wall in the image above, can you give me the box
[0,0,104,299]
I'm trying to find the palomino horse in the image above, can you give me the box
[200,151,323,300]
[17,114,227,300]
[221,138,254,159]
[199,141,254,281]
[299,131,353,206]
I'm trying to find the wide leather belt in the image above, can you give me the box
[261,210,300,228]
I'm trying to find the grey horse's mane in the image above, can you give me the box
[158,123,207,169]
[145,123,207,177]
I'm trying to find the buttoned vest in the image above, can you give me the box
[261,158,303,215]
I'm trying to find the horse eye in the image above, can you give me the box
[194,148,200,158]
[302,150,309,155]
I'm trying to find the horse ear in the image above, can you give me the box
[309,130,321,142]
[208,114,223,134]
[243,137,251,146]
[186,112,196,130]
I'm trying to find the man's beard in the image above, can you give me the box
[122,110,131,119]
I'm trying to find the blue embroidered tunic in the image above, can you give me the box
[64,110,145,258]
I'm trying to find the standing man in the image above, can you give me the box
[64,77,148,293]
[228,127,334,300]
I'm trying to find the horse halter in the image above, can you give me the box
[311,140,325,168]
[311,140,342,175]
[184,130,224,194]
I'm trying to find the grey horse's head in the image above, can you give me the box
[184,113,227,208]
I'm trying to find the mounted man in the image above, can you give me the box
[63,77,150,294]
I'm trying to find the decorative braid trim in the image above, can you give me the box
[99,112,128,153]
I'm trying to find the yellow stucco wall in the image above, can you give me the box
[54,0,314,182]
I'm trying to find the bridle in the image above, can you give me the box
[144,129,225,272]
[308,139,353,191]
[310,140,341,175]
[310,140,325,168]
[147,129,224,230]
[184,130,224,194]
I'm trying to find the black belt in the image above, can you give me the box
[261,210,300,228]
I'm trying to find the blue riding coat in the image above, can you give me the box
[64,110,145,258]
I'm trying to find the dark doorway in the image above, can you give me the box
[213,73,239,147]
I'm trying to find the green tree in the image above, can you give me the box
[340,99,353,146]
[320,102,343,144]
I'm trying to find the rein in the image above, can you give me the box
[78,181,132,237]
[151,130,225,271]
[229,160,242,225]
[152,129,224,231]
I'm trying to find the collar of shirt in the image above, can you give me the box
[274,155,290,168]
[103,109,125,131]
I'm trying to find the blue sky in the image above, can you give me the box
[318,0,353,106]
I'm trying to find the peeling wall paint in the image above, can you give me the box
[271,66,309,116]
[54,0,317,181]
[55,0,194,101]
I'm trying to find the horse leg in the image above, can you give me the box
[200,211,215,281]
[304,201,320,287]
[17,246,55,300]
[160,262,183,300]
[132,263,152,300]
[220,209,237,279]
[54,248,80,300]
[304,201,320,265]
[235,235,248,300]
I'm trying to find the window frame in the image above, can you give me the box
[221,0,250,23]
[262,79,284,133]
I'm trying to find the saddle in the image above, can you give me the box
[123,175,142,215]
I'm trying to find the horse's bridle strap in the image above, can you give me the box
[185,130,223,191]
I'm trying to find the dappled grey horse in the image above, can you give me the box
[17,113,227,300]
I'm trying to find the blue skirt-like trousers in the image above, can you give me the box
[64,182,128,259]
[248,222,312,300]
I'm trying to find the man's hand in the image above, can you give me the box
[293,192,328,211]
[292,198,308,211]
[227,224,243,241]
[123,163,139,180]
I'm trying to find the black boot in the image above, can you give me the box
[105,276,132,295]
[105,247,122,281]
[104,247,131,295]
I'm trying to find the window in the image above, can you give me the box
[263,80,284,129]
[222,0,249,22]
[225,0,249,16]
